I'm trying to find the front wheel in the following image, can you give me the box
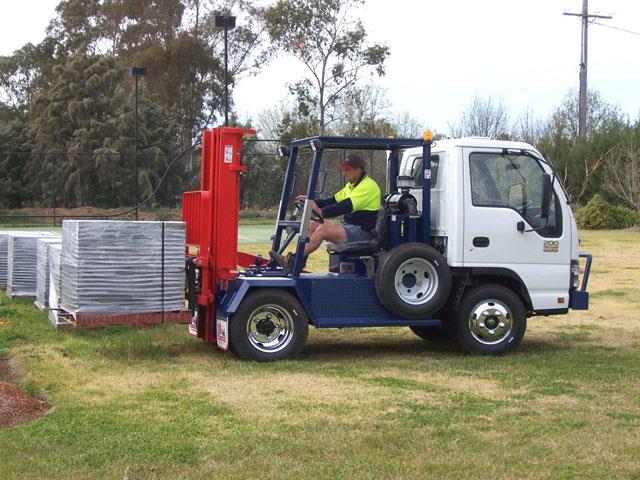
[455,284,527,354]
[229,289,308,361]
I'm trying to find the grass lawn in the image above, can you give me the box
[1,230,639,479]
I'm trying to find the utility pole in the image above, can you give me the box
[564,1,612,141]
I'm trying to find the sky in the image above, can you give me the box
[1,0,639,135]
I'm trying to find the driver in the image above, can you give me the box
[270,154,381,270]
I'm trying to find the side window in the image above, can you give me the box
[410,155,439,188]
[469,152,562,238]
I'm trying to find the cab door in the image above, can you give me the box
[462,147,570,311]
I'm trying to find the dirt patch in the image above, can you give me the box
[0,358,17,382]
[0,358,51,429]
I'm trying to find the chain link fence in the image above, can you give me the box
[0,141,390,247]
[240,144,388,245]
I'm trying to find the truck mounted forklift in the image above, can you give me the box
[182,127,591,361]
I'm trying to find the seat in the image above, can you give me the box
[326,209,388,255]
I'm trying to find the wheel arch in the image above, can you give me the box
[462,268,533,311]
[222,281,312,324]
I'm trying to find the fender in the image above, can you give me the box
[468,267,534,311]
[216,277,298,317]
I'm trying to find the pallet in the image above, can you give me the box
[50,310,191,329]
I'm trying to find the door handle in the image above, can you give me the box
[473,237,490,248]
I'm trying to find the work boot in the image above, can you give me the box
[269,250,286,268]
[283,252,295,272]
[269,250,296,273]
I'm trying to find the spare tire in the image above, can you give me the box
[375,243,451,319]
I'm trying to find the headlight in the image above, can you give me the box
[570,259,580,290]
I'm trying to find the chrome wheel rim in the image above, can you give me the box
[468,299,513,345]
[393,258,439,305]
[246,304,295,353]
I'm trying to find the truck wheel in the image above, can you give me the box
[375,243,451,319]
[455,284,527,354]
[409,307,456,341]
[410,325,455,341]
[229,289,308,362]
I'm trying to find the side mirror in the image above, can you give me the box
[541,173,552,219]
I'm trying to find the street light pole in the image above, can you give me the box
[214,15,236,127]
[131,67,147,219]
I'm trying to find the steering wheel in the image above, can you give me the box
[294,199,324,224]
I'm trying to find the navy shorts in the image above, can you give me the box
[342,223,374,242]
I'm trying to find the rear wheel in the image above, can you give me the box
[409,306,456,341]
[229,289,308,361]
[455,284,526,354]
[410,324,455,341]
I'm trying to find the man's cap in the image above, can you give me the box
[339,154,366,171]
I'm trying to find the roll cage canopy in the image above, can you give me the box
[272,135,433,277]
[288,136,426,151]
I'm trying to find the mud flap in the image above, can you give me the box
[216,314,229,351]
[188,310,198,337]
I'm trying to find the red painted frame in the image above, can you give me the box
[183,127,255,343]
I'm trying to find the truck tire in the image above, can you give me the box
[375,243,451,319]
[409,324,455,341]
[455,284,526,354]
[229,289,308,362]
[409,307,456,341]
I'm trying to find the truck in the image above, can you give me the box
[182,127,591,361]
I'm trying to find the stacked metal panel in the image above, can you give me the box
[35,238,63,310]
[60,220,186,317]
[48,244,63,326]
[1,231,30,288]
[0,231,13,288]
[6,231,60,298]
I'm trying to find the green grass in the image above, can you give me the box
[591,288,628,297]
[1,230,640,479]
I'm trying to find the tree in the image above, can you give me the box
[184,1,273,136]
[256,102,320,143]
[392,111,426,138]
[264,0,389,135]
[536,90,628,204]
[0,115,33,208]
[45,0,102,56]
[512,108,545,145]
[603,140,640,212]
[45,0,272,145]
[448,95,511,139]
[0,44,46,114]
[242,103,318,209]
[28,52,179,207]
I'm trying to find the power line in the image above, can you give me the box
[592,21,640,36]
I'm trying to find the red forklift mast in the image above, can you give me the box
[182,126,255,344]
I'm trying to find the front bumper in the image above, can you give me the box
[569,252,592,310]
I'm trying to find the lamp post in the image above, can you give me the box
[214,14,236,127]
[131,67,147,220]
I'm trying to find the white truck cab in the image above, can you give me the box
[398,137,586,317]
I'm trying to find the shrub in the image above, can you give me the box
[576,194,640,229]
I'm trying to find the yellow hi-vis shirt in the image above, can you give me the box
[317,174,381,231]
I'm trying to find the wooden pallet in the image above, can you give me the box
[50,310,191,329]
